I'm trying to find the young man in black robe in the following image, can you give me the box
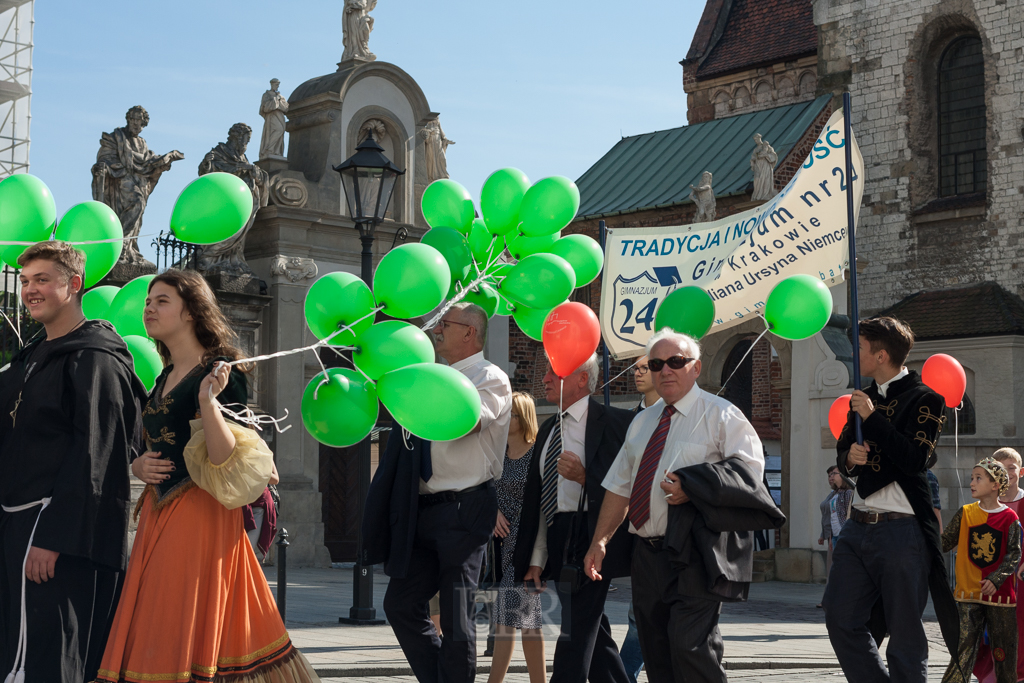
[0,242,146,683]
[823,316,958,683]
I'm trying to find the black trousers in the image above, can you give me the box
[384,485,497,683]
[548,511,629,683]
[0,509,123,683]
[823,517,930,683]
[631,540,726,683]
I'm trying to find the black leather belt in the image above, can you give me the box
[419,481,491,507]
[850,509,915,524]
[638,536,664,550]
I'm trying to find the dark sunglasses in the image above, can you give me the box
[648,356,695,372]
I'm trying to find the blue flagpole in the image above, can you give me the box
[843,92,863,445]
[599,220,612,407]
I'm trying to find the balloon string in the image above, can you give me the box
[0,233,156,247]
[218,401,292,434]
[421,264,500,332]
[716,328,770,397]
[954,404,962,508]
[0,309,22,348]
[598,359,640,392]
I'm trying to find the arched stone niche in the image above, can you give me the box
[285,61,436,222]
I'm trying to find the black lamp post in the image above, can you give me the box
[333,133,404,625]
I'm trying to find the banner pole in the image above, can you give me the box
[843,92,863,445]
[599,220,612,407]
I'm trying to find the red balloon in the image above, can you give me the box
[828,394,852,440]
[543,302,601,378]
[922,353,966,408]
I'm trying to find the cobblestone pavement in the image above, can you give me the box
[264,565,951,680]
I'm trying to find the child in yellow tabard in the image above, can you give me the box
[942,458,1023,683]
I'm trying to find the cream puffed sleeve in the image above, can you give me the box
[183,419,274,510]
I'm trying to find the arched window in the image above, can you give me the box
[721,339,753,421]
[943,392,976,435]
[938,36,986,197]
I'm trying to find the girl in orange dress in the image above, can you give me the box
[94,270,318,683]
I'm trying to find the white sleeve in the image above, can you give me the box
[529,514,548,568]
[477,370,511,430]
[718,404,765,481]
[602,441,635,498]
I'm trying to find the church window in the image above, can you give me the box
[938,36,986,197]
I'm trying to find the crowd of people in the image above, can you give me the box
[3,239,1024,683]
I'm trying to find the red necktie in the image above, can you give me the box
[628,405,676,529]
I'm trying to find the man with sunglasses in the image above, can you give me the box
[583,329,766,683]
[380,302,512,683]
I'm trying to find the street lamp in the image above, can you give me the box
[333,133,405,625]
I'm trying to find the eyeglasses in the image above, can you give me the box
[634,364,650,376]
[648,356,696,372]
[439,320,472,330]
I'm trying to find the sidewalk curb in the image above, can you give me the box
[311,661,845,677]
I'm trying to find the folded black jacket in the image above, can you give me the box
[664,458,786,602]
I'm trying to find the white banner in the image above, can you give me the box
[599,109,865,359]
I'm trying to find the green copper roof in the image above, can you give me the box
[575,95,831,220]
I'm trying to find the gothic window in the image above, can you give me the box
[938,36,986,197]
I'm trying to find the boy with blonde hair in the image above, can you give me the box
[942,458,1021,683]
[974,448,1024,682]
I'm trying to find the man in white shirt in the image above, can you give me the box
[383,303,512,683]
[512,353,635,683]
[824,317,957,683]
[584,329,764,683]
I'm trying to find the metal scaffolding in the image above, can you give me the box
[0,0,32,179]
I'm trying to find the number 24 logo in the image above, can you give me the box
[618,298,658,335]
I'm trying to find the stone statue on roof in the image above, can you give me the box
[196,123,269,274]
[750,133,778,201]
[422,119,454,182]
[342,0,377,62]
[689,171,716,222]
[259,78,288,160]
[91,105,185,264]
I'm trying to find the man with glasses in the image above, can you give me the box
[583,329,766,683]
[381,302,512,683]
[632,356,660,414]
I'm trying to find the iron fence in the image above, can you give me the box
[151,231,201,271]
[0,265,42,366]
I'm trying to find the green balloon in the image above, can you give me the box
[109,275,155,338]
[373,243,451,319]
[421,227,472,286]
[499,254,576,310]
[82,285,120,321]
[480,168,530,236]
[512,304,556,341]
[301,368,379,448]
[54,201,123,288]
[122,334,163,393]
[468,218,502,265]
[170,172,253,245]
[421,179,474,234]
[461,283,500,317]
[654,286,716,339]
[0,174,56,267]
[305,272,375,346]
[548,234,604,287]
[764,274,834,340]
[377,363,482,441]
[518,176,580,237]
[504,231,560,261]
[353,320,436,380]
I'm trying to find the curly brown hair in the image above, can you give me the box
[148,270,248,369]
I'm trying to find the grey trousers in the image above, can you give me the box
[823,517,930,683]
[631,541,726,683]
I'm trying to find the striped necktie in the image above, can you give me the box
[628,405,676,529]
[540,416,564,527]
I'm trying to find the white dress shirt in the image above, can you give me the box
[528,396,589,568]
[602,385,764,538]
[851,367,915,515]
[419,352,512,494]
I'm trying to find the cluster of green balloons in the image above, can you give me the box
[300,257,482,448]
[418,169,600,341]
[81,274,162,391]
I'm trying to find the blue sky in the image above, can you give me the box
[30,1,698,262]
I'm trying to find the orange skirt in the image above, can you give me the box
[94,484,318,683]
